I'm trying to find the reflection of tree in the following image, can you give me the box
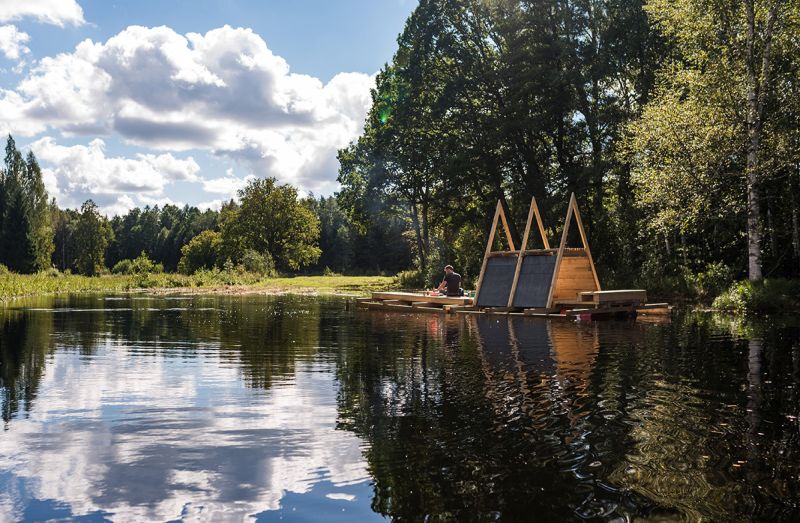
[333,313,607,520]
[336,311,800,520]
[217,295,322,389]
[0,307,53,423]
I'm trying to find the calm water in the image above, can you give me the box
[0,295,798,522]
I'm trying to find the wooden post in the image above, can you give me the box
[534,199,550,250]
[570,193,601,291]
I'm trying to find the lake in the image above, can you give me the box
[0,294,798,521]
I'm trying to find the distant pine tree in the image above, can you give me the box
[0,136,38,273]
[24,151,54,271]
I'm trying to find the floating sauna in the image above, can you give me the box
[359,193,670,319]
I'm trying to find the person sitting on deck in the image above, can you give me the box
[436,265,463,296]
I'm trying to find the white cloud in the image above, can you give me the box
[0,24,30,60]
[1,24,375,195]
[202,173,255,196]
[31,136,200,214]
[0,0,85,27]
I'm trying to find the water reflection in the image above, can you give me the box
[0,295,378,522]
[0,296,798,521]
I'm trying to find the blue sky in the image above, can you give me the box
[0,0,416,214]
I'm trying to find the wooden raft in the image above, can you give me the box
[360,193,671,320]
[357,291,473,314]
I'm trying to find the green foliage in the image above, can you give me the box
[713,279,800,313]
[221,178,321,271]
[395,269,425,289]
[178,230,223,274]
[74,200,113,276]
[111,259,133,275]
[241,249,276,277]
[113,252,163,275]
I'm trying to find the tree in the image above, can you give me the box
[177,230,223,274]
[632,0,798,281]
[74,200,113,276]
[1,136,36,273]
[221,178,320,271]
[23,151,54,271]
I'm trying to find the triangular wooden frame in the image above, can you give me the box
[545,193,600,308]
[506,196,550,307]
[473,200,516,305]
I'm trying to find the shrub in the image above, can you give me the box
[0,264,9,275]
[322,266,342,277]
[41,267,62,278]
[713,278,800,313]
[241,249,276,276]
[113,252,162,275]
[178,230,223,274]
[396,269,424,289]
[112,259,133,275]
[685,262,734,302]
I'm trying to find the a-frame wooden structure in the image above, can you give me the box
[546,192,600,308]
[472,193,600,311]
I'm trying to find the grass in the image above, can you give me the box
[0,270,398,301]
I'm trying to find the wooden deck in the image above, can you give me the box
[357,291,474,314]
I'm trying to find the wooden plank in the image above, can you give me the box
[412,302,444,308]
[533,197,550,250]
[546,197,573,308]
[365,302,444,314]
[498,202,516,251]
[522,307,561,314]
[371,292,472,305]
[569,193,601,291]
[580,290,647,304]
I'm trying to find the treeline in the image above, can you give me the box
[1,136,412,278]
[338,0,800,296]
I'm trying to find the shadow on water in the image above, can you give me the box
[0,295,798,521]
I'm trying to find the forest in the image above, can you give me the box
[1,0,799,307]
[337,0,800,301]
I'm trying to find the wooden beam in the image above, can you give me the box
[533,197,550,249]
[546,195,574,308]
[570,193,601,291]
[473,201,502,305]
[498,203,516,251]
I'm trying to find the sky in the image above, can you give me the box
[0,0,417,215]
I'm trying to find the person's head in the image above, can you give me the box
[444,264,454,274]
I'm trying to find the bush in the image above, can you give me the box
[396,269,424,289]
[713,278,800,313]
[41,267,63,278]
[112,259,133,275]
[241,249,276,276]
[322,266,342,277]
[0,264,9,275]
[685,262,734,302]
[179,230,223,274]
[113,252,162,275]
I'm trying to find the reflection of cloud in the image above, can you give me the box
[0,342,370,521]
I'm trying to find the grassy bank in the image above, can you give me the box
[0,270,397,301]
